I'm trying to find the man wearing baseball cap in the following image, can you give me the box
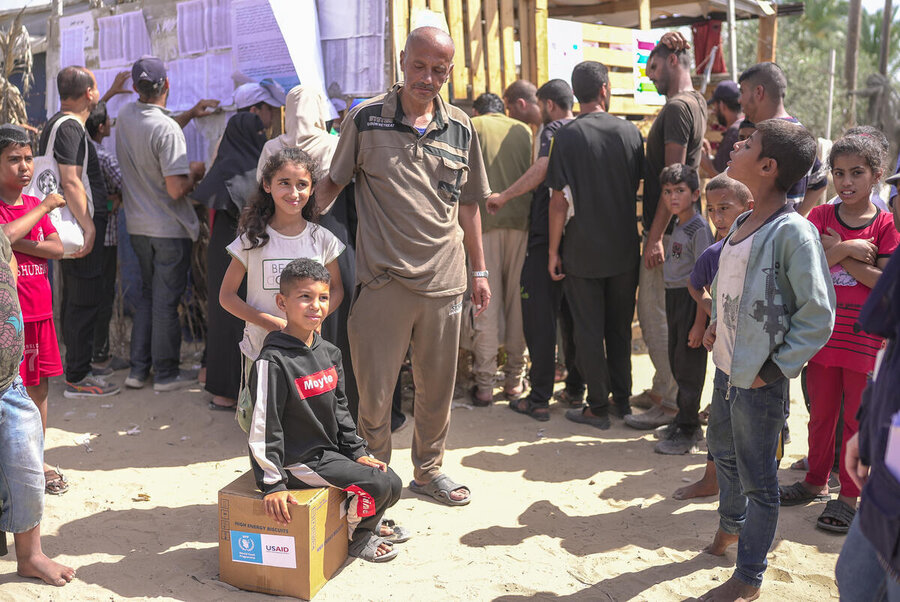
[234,79,286,129]
[700,80,744,177]
[115,55,218,392]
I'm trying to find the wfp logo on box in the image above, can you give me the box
[231,531,262,564]
[231,530,297,569]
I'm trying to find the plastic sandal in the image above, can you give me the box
[408,474,471,506]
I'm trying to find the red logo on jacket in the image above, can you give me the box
[294,366,338,399]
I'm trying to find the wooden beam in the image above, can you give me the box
[428,0,443,11]
[581,22,634,45]
[756,15,777,62]
[582,46,633,69]
[499,0,516,90]
[518,0,532,83]
[447,0,469,99]
[534,0,549,85]
[638,0,651,29]
[468,0,487,98]
[410,0,427,17]
[391,0,409,83]
[485,0,503,93]
[549,0,689,17]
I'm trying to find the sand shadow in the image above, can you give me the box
[489,554,724,601]
[461,499,721,557]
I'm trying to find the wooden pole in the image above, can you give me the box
[534,0,549,85]
[756,16,777,62]
[446,0,469,99]
[826,48,836,139]
[499,0,516,90]
[879,0,893,75]
[638,0,651,30]
[727,0,737,79]
[468,0,487,98]
[846,0,862,126]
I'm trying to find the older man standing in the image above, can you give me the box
[317,27,491,506]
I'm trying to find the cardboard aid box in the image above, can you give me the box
[218,471,348,600]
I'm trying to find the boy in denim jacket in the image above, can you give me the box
[698,119,835,601]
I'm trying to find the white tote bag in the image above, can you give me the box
[24,114,94,256]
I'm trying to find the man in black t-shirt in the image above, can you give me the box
[631,36,708,428]
[487,79,585,421]
[544,61,644,429]
[38,66,124,398]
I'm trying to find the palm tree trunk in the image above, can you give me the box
[846,0,862,126]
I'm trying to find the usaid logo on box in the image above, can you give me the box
[231,531,297,569]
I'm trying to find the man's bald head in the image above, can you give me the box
[405,26,455,58]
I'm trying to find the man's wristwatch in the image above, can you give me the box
[472,270,489,279]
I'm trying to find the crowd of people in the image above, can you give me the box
[0,24,899,600]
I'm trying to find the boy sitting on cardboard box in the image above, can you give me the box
[248,258,407,563]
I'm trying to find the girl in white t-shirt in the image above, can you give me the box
[220,148,345,363]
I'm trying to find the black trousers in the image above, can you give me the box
[205,211,244,399]
[92,242,118,363]
[665,287,708,432]
[287,450,402,544]
[320,190,359,418]
[564,266,638,414]
[520,244,584,405]
[60,214,108,383]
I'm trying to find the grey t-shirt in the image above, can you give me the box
[115,101,198,240]
[663,212,714,288]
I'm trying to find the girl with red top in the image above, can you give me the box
[780,133,900,533]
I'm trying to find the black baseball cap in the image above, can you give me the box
[132,55,166,88]
[708,80,740,105]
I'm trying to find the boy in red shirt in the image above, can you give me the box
[0,125,69,494]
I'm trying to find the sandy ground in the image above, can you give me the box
[0,350,843,601]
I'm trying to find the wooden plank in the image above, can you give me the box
[757,15,777,62]
[582,46,633,69]
[499,0,516,90]
[468,0,487,98]
[608,71,634,90]
[410,0,427,18]
[446,0,469,100]
[391,0,409,82]
[609,96,662,116]
[550,0,693,17]
[518,0,532,83]
[638,0,651,30]
[484,0,502,93]
[581,22,633,46]
[534,0,549,85]
[428,0,444,11]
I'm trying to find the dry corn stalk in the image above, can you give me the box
[0,9,32,126]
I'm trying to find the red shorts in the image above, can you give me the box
[20,318,63,387]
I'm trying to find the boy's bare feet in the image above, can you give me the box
[703,529,739,556]
[17,553,76,586]
[697,576,760,601]
[673,461,718,500]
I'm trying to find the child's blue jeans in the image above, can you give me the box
[0,376,44,533]
[707,368,787,588]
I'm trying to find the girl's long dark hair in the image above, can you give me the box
[238,147,321,249]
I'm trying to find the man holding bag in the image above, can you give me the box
[38,66,119,397]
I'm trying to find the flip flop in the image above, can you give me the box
[508,398,550,422]
[789,457,810,472]
[408,474,471,506]
[380,519,412,544]
[816,499,856,534]
[44,468,69,495]
[348,534,399,562]
[208,401,237,412]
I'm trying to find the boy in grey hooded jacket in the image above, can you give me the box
[697,119,835,602]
